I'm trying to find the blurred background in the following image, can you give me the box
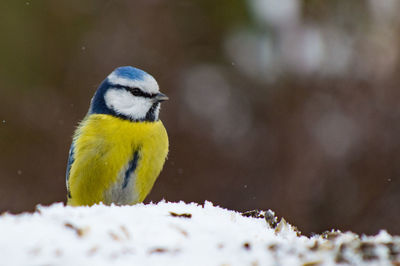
[1,0,400,235]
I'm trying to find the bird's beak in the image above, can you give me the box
[155,92,169,102]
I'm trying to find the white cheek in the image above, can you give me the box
[104,88,152,120]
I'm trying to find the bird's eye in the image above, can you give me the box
[128,88,143,96]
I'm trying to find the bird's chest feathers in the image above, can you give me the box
[70,114,168,205]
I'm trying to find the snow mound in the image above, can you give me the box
[0,201,399,265]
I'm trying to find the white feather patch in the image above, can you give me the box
[104,88,153,120]
[107,72,160,94]
[103,166,139,205]
[154,103,161,121]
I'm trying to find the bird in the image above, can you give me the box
[66,66,169,206]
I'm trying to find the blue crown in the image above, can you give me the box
[112,66,147,81]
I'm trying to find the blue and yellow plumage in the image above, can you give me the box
[66,66,169,206]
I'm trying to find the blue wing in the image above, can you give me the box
[65,143,75,199]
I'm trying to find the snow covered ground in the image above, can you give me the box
[0,201,399,265]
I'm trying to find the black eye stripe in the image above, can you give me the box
[112,85,155,98]
[128,87,148,97]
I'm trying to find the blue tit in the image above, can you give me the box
[66,66,169,206]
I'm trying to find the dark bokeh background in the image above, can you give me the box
[1,0,400,235]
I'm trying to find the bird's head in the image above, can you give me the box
[90,66,168,122]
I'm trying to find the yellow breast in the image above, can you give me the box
[67,114,168,206]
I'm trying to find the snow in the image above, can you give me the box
[0,201,399,265]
